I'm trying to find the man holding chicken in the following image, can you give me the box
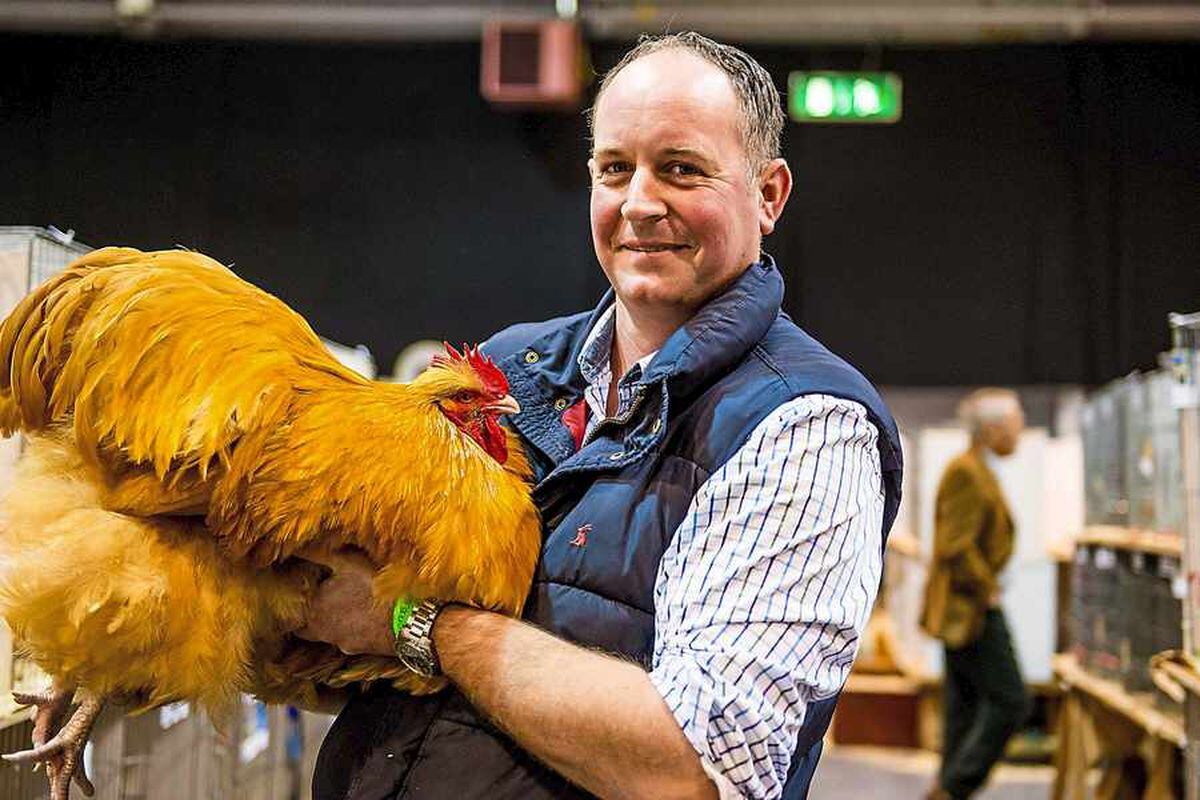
[303,32,902,800]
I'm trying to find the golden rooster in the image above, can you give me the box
[0,247,541,799]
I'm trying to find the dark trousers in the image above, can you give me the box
[939,608,1031,799]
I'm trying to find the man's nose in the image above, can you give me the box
[620,168,668,222]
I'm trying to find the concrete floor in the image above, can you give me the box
[812,745,1054,799]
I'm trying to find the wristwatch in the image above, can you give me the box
[394,598,446,677]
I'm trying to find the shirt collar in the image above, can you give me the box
[577,305,658,388]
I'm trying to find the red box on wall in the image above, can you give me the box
[481,19,583,111]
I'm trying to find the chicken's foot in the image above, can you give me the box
[8,686,72,791]
[4,686,101,799]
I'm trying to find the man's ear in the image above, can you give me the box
[757,158,793,237]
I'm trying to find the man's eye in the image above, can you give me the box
[667,162,701,177]
[598,162,631,176]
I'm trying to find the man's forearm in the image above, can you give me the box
[433,605,719,800]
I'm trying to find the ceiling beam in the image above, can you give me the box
[1,1,1198,43]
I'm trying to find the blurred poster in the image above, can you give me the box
[240,696,271,764]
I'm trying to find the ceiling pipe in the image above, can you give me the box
[0,1,1198,43]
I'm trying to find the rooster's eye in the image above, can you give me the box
[452,390,475,403]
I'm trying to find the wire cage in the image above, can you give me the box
[3,698,333,800]
[1082,377,1133,527]
[0,226,92,798]
[0,225,93,481]
[1126,366,1185,535]
[1167,311,1200,800]
[1150,364,1186,536]
[0,719,44,800]
[0,226,92,288]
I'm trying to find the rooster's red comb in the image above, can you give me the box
[431,342,509,395]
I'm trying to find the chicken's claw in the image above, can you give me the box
[9,686,72,792]
[13,690,61,709]
[73,764,96,797]
[4,690,102,800]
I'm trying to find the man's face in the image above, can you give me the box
[985,407,1026,457]
[588,50,786,317]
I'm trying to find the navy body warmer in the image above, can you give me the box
[314,258,903,800]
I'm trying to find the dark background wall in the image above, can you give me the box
[1,34,1196,384]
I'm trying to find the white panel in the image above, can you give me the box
[989,429,1048,564]
[890,428,919,543]
[990,430,1057,683]
[1044,436,1085,553]
[881,429,934,674]
[1000,560,1057,683]
[0,248,26,709]
[0,248,27,495]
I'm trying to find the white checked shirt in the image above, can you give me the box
[578,307,885,800]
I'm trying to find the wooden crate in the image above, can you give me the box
[0,717,43,800]
[1,699,334,800]
[831,674,925,749]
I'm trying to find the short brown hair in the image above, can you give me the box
[589,31,785,175]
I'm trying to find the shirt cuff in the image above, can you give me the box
[648,651,787,800]
[700,757,746,799]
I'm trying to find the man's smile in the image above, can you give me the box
[618,240,691,253]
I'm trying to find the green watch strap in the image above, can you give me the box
[391,597,417,638]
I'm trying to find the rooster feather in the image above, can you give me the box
[0,247,541,795]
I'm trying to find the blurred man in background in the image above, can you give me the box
[921,388,1031,800]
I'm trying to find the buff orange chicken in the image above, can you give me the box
[0,247,540,799]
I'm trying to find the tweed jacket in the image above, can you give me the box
[920,449,1015,649]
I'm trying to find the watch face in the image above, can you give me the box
[397,641,436,677]
[393,599,443,677]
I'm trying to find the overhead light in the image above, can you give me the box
[115,0,154,20]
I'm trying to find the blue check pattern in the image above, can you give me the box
[577,306,650,441]
[578,312,885,800]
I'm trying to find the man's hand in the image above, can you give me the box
[295,550,395,657]
[296,555,718,798]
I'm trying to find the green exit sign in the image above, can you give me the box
[788,72,902,124]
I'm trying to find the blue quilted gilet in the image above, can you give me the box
[313,257,902,800]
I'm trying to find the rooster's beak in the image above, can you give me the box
[485,394,521,416]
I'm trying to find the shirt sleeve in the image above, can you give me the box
[648,394,885,800]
